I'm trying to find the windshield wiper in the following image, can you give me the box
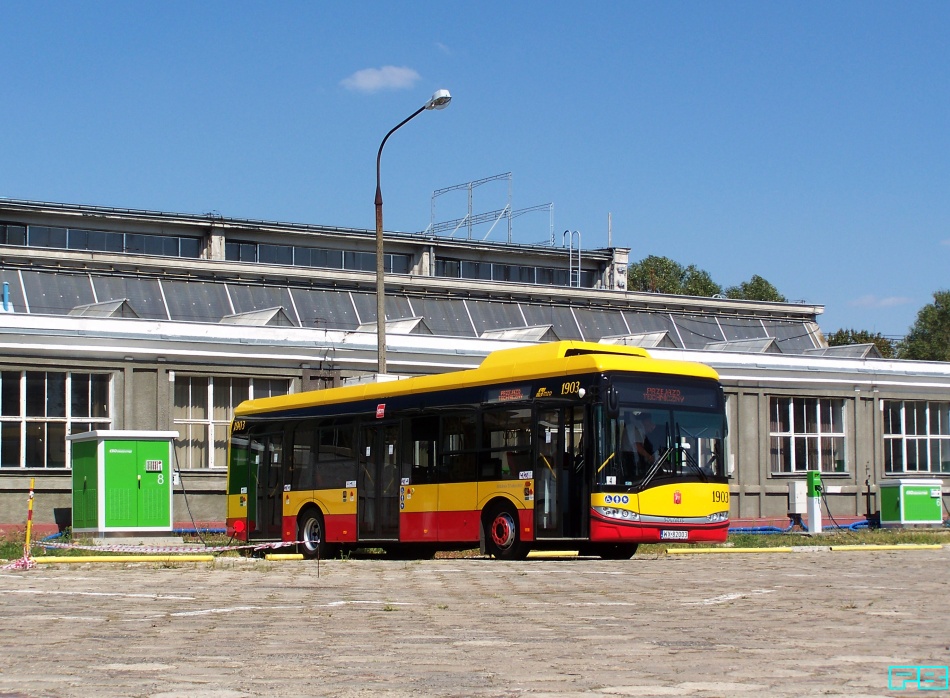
[679,445,708,482]
[637,446,674,491]
[675,425,708,482]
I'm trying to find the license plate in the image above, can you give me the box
[660,530,688,541]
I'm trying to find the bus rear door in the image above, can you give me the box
[358,422,400,541]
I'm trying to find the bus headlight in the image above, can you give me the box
[594,506,640,522]
[706,511,729,523]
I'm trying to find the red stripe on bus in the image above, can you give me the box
[399,511,440,542]
[325,514,358,543]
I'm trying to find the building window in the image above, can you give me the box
[259,244,294,266]
[225,240,409,274]
[173,375,290,469]
[883,400,950,474]
[460,261,492,281]
[0,371,112,468]
[6,224,202,259]
[435,257,592,289]
[769,397,846,473]
[344,250,375,272]
[0,223,28,246]
[435,258,460,278]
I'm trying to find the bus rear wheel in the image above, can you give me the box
[297,508,334,560]
[485,505,528,560]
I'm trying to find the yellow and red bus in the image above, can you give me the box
[226,341,730,559]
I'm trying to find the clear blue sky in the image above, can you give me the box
[2,2,948,339]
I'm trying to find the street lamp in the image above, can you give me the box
[374,88,452,375]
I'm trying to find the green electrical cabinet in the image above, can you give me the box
[878,478,944,528]
[68,431,179,536]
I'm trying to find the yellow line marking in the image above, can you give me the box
[667,544,943,555]
[667,547,794,554]
[829,544,943,551]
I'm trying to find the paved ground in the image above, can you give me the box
[0,547,948,697]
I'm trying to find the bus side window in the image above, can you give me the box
[408,416,437,484]
[316,420,356,489]
[291,421,317,490]
[482,406,532,480]
[439,412,477,483]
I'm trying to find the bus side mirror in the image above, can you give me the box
[605,386,620,419]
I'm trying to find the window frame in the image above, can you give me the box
[172,374,291,469]
[0,370,113,469]
[883,400,950,475]
[769,396,848,474]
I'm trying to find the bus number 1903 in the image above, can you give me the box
[560,381,581,396]
[712,490,730,504]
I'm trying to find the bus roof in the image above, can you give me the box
[234,340,720,417]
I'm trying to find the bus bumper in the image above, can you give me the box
[590,514,729,544]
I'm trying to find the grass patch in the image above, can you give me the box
[646,527,950,555]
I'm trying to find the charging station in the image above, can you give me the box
[68,430,178,536]
[806,470,823,534]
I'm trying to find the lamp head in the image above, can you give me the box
[425,89,452,110]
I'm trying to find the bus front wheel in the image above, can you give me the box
[485,505,528,560]
[297,508,334,560]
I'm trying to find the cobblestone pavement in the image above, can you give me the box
[1,548,948,697]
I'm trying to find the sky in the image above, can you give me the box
[1,2,948,339]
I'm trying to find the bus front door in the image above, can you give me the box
[358,422,400,541]
[535,406,588,540]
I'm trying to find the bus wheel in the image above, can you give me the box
[596,543,638,560]
[485,505,528,560]
[297,508,332,560]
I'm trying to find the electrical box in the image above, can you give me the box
[68,430,178,536]
[788,480,807,514]
[878,478,943,528]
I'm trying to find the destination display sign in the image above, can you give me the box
[485,385,532,403]
[614,377,720,410]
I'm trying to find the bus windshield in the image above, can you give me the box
[595,377,726,490]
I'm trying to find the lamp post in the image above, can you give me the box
[374,88,451,376]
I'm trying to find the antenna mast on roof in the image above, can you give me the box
[426,172,553,244]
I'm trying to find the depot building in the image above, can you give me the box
[0,198,947,530]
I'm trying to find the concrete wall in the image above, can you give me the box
[0,471,228,534]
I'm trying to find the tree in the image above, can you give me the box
[683,265,723,297]
[627,256,723,297]
[826,328,896,359]
[627,256,687,294]
[898,291,950,361]
[725,275,787,303]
